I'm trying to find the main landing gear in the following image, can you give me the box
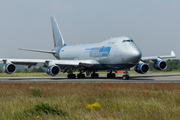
[91,71,99,78]
[122,71,129,80]
[67,70,86,79]
[67,73,86,79]
[77,71,85,78]
[66,68,130,80]
[107,70,116,78]
[67,67,76,79]
[67,74,76,79]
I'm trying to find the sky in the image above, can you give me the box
[0,0,180,59]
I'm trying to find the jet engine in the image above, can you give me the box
[46,65,60,76]
[134,62,149,74]
[3,63,16,74]
[153,60,167,70]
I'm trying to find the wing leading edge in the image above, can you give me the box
[0,59,97,69]
[141,51,176,61]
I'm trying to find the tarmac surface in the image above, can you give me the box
[0,73,180,83]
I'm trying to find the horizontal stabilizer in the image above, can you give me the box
[18,48,56,54]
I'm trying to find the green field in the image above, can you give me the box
[0,83,180,119]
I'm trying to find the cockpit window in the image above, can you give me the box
[123,39,134,43]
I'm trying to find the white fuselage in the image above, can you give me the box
[55,36,142,70]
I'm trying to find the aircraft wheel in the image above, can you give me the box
[126,75,129,80]
[91,73,99,78]
[107,73,110,78]
[122,75,129,80]
[72,74,76,79]
[77,74,81,78]
[95,73,99,78]
[82,74,85,78]
[91,74,95,78]
[67,74,76,79]
[112,73,116,78]
[107,73,116,78]
[77,74,85,78]
[67,74,70,79]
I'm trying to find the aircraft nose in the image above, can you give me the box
[122,47,142,64]
[131,49,142,63]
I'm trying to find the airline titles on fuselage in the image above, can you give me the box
[84,46,111,57]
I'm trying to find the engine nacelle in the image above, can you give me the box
[134,63,149,74]
[3,63,16,74]
[153,60,167,70]
[46,65,60,76]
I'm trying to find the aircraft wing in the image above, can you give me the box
[141,51,176,61]
[0,59,96,69]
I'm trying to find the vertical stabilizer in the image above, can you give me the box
[51,15,66,47]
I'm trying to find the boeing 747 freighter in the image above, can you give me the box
[0,16,176,80]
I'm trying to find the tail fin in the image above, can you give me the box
[51,15,66,47]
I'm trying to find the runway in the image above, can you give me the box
[0,73,180,83]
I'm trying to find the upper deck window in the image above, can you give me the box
[123,39,134,43]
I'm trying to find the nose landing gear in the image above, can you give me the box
[122,71,129,80]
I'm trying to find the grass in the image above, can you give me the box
[23,102,68,117]
[0,73,49,77]
[0,72,70,77]
[0,83,180,119]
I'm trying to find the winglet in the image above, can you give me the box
[171,51,176,57]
